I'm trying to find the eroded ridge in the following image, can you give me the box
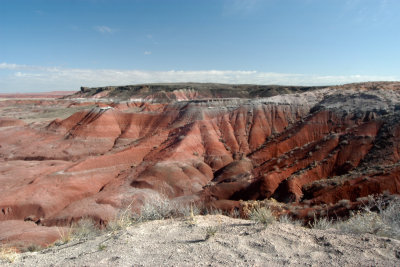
[1,82,400,247]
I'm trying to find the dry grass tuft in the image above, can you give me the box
[72,217,101,239]
[249,207,276,226]
[204,226,218,240]
[137,196,200,222]
[279,214,302,226]
[21,244,42,253]
[307,195,400,239]
[0,246,18,263]
[185,205,198,226]
[107,204,135,232]
[334,196,400,239]
[55,227,74,245]
[308,216,333,230]
[137,196,176,221]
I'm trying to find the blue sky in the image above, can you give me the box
[1,0,399,92]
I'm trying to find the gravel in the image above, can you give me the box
[5,215,400,266]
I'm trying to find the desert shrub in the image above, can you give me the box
[249,207,276,226]
[279,214,302,226]
[109,198,201,226]
[176,203,200,218]
[230,208,241,218]
[21,244,42,253]
[137,196,179,221]
[334,211,385,236]
[54,227,74,245]
[334,196,400,239]
[204,226,218,240]
[203,208,223,216]
[308,216,333,230]
[107,205,135,232]
[184,205,199,226]
[73,217,101,239]
[98,244,107,251]
[54,220,96,245]
[0,246,18,263]
[380,198,400,237]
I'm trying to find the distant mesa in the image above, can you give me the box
[71,83,328,102]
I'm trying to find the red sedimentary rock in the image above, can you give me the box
[1,82,400,248]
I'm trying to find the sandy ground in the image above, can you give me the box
[3,215,399,266]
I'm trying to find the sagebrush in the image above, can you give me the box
[334,196,400,239]
[249,207,276,226]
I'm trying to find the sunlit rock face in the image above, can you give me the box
[1,82,400,247]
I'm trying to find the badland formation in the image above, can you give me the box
[1,82,400,251]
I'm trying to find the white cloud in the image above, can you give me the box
[0,62,398,93]
[94,26,115,34]
[14,72,44,78]
[0,63,26,70]
[144,51,152,55]
[0,63,59,72]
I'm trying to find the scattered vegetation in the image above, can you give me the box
[0,246,18,263]
[98,244,107,251]
[137,196,179,221]
[55,226,74,245]
[53,218,102,246]
[73,217,101,239]
[307,195,400,239]
[249,207,276,226]
[204,226,218,240]
[23,244,42,253]
[185,205,198,226]
[308,216,334,230]
[49,196,205,247]
[203,208,223,216]
[137,196,201,222]
[23,193,400,256]
[334,196,400,239]
[279,214,302,226]
[107,205,135,232]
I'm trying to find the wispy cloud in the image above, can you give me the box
[144,51,152,55]
[0,62,58,72]
[0,63,24,70]
[14,72,44,78]
[94,25,115,34]
[0,62,397,92]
